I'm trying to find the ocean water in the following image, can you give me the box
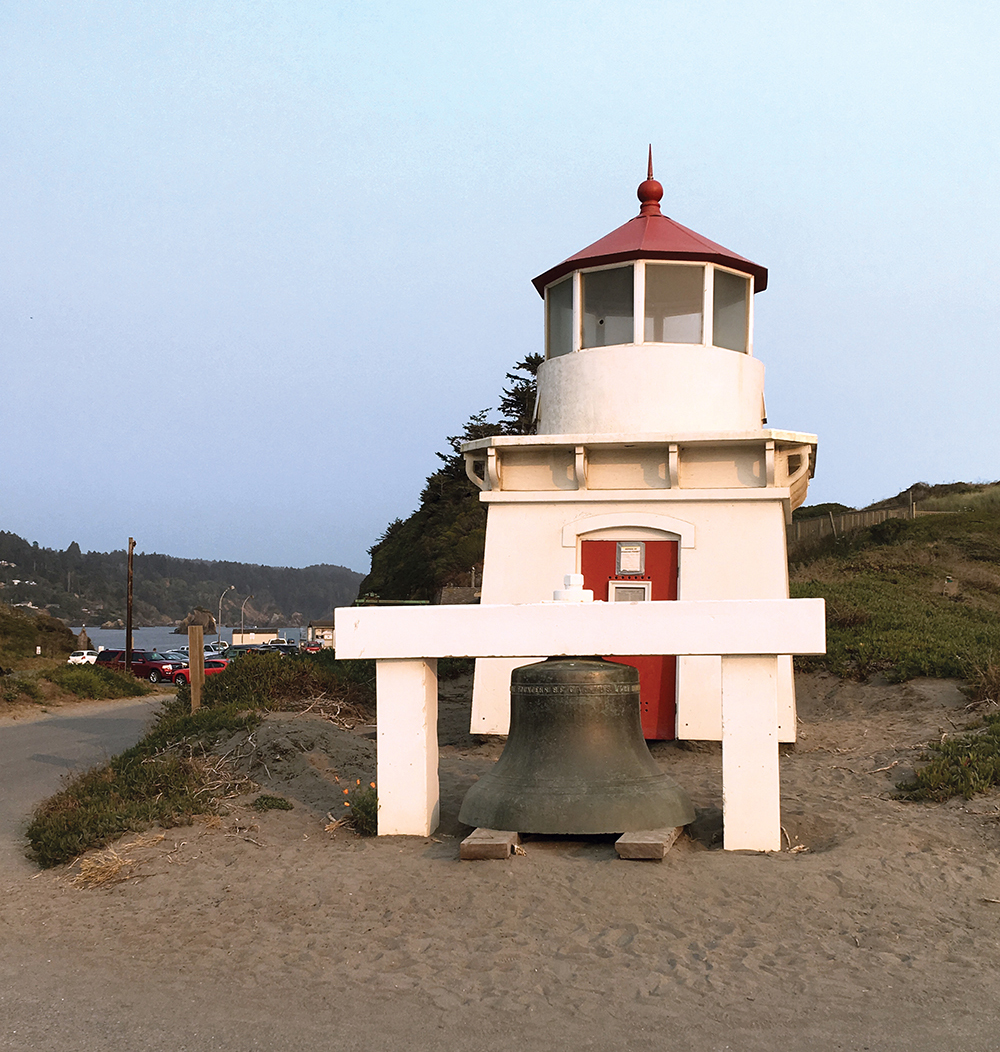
[71,625,305,654]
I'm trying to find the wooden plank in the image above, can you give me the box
[460,828,521,861]
[188,625,204,711]
[615,826,683,860]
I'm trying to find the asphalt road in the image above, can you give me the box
[0,696,166,874]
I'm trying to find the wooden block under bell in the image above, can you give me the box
[460,828,521,860]
[615,826,684,860]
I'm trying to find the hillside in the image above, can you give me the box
[790,491,1000,681]
[0,532,363,627]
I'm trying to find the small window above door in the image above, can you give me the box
[608,581,652,603]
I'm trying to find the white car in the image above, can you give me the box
[67,650,99,665]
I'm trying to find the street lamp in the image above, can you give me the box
[218,584,235,641]
[240,593,254,642]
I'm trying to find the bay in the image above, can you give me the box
[70,625,305,654]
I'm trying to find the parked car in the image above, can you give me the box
[67,650,99,665]
[172,658,229,685]
[95,649,184,684]
[222,644,273,659]
[259,642,300,657]
[174,644,226,660]
[301,641,323,654]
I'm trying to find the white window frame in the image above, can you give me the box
[543,260,755,358]
[710,264,755,357]
[578,262,636,351]
[607,580,653,603]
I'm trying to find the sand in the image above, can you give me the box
[3,672,1000,1052]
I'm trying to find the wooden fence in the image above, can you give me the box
[786,504,946,556]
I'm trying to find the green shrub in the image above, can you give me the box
[897,711,1000,802]
[793,573,1000,681]
[45,664,153,700]
[197,651,374,712]
[1,675,42,704]
[26,700,261,868]
[868,517,909,545]
[27,754,210,868]
[347,782,378,836]
[251,794,293,812]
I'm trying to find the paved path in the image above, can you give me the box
[0,696,166,874]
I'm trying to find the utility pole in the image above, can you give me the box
[125,537,135,671]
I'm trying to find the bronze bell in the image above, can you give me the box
[459,657,695,834]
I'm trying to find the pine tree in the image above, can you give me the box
[360,356,542,601]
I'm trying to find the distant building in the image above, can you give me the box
[231,628,280,645]
[306,619,335,648]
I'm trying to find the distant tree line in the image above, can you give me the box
[0,532,363,626]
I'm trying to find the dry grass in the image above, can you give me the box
[286,693,373,729]
[68,834,166,888]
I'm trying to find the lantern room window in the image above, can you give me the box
[545,275,574,358]
[644,263,703,344]
[581,265,633,348]
[713,269,750,353]
[543,261,753,359]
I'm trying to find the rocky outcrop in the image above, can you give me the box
[173,607,217,635]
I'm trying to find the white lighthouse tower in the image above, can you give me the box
[463,157,817,742]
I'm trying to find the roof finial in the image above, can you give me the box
[637,145,663,217]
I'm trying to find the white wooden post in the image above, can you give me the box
[721,656,781,851]
[375,659,439,836]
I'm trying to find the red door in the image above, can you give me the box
[580,539,678,740]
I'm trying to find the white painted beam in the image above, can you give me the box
[335,599,825,660]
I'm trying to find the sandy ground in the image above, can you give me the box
[3,672,1000,1052]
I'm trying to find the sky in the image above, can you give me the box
[3,1,998,574]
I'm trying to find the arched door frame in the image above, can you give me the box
[561,512,696,550]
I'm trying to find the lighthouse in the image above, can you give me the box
[463,156,817,742]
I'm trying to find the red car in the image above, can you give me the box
[95,649,184,684]
[301,641,323,654]
[172,658,230,685]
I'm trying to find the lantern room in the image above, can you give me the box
[531,156,769,436]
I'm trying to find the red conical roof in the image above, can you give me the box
[531,154,768,295]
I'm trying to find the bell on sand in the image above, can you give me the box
[459,657,695,835]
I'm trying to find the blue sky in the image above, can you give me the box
[3,1,997,572]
